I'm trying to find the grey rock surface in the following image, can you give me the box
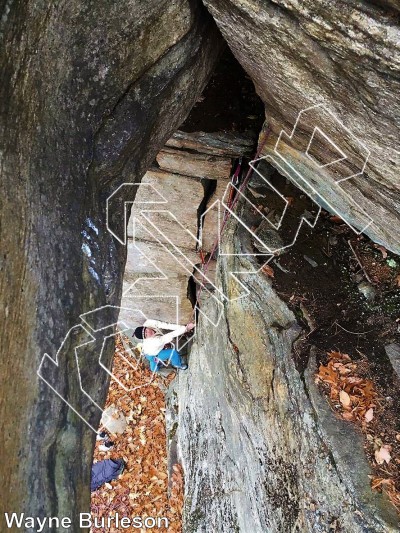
[1,0,399,528]
[203,0,400,255]
[385,344,400,380]
[156,147,232,180]
[175,218,399,532]
[166,130,256,157]
[254,222,284,254]
[120,130,252,326]
[0,0,223,522]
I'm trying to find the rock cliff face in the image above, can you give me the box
[175,216,399,532]
[0,0,222,523]
[170,8,400,527]
[1,0,399,530]
[202,0,400,254]
[173,7,400,532]
[120,130,255,330]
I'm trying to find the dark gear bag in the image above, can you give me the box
[91,458,125,491]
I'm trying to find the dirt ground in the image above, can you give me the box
[246,165,400,512]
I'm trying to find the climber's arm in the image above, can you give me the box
[144,318,182,331]
[159,325,187,345]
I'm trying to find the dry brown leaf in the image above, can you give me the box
[371,477,394,490]
[329,386,340,400]
[365,408,374,423]
[375,445,392,465]
[328,350,351,362]
[375,245,388,259]
[317,365,337,385]
[346,376,363,385]
[360,380,376,400]
[339,390,351,408]
[262,264,274,278]
[342,412,354,421]
[338,366,352,376]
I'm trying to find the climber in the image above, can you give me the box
[134,318,195,372]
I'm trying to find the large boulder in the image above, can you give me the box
[120,130,254,329]
[176,217,400,532]
[203,0,400,254]
[0,0,223,523]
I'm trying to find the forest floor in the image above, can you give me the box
[247,165,400,514]
[91,336,183,533]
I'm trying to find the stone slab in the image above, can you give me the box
[165,129,256,157]
[127,170,203,250]
[156,147,232,180]
[385,344,400,380]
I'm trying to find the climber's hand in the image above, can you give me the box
[185,322,195,332]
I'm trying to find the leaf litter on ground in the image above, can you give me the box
[91,335,184,532]
[316,350,400,513]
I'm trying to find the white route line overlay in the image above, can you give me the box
[40,102,374,433]
[258,103,373,236]
[37,305,187,433]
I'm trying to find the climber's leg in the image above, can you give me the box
[157,348,187,369]
[145,355,159,372]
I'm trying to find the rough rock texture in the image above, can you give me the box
[2,0,399,530]
[156,148,232,180]
[172,4,400,526]
[385,344,400,379]
[0,0,223,524]
[175,216,400,532]
[166,130,256,157]
[120,130,253,330]
[203,0,400,254]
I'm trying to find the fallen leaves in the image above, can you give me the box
[365,408,374,423]
[374,245,388,259]
[375,445,392,465]
[316,350,400,515]
[91,335,183,532]
[339,390,351,408]
[371,477,400,512]
[315,350,377,423]
[371,477,393,490]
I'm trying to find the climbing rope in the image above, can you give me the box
[192,125,272,317]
